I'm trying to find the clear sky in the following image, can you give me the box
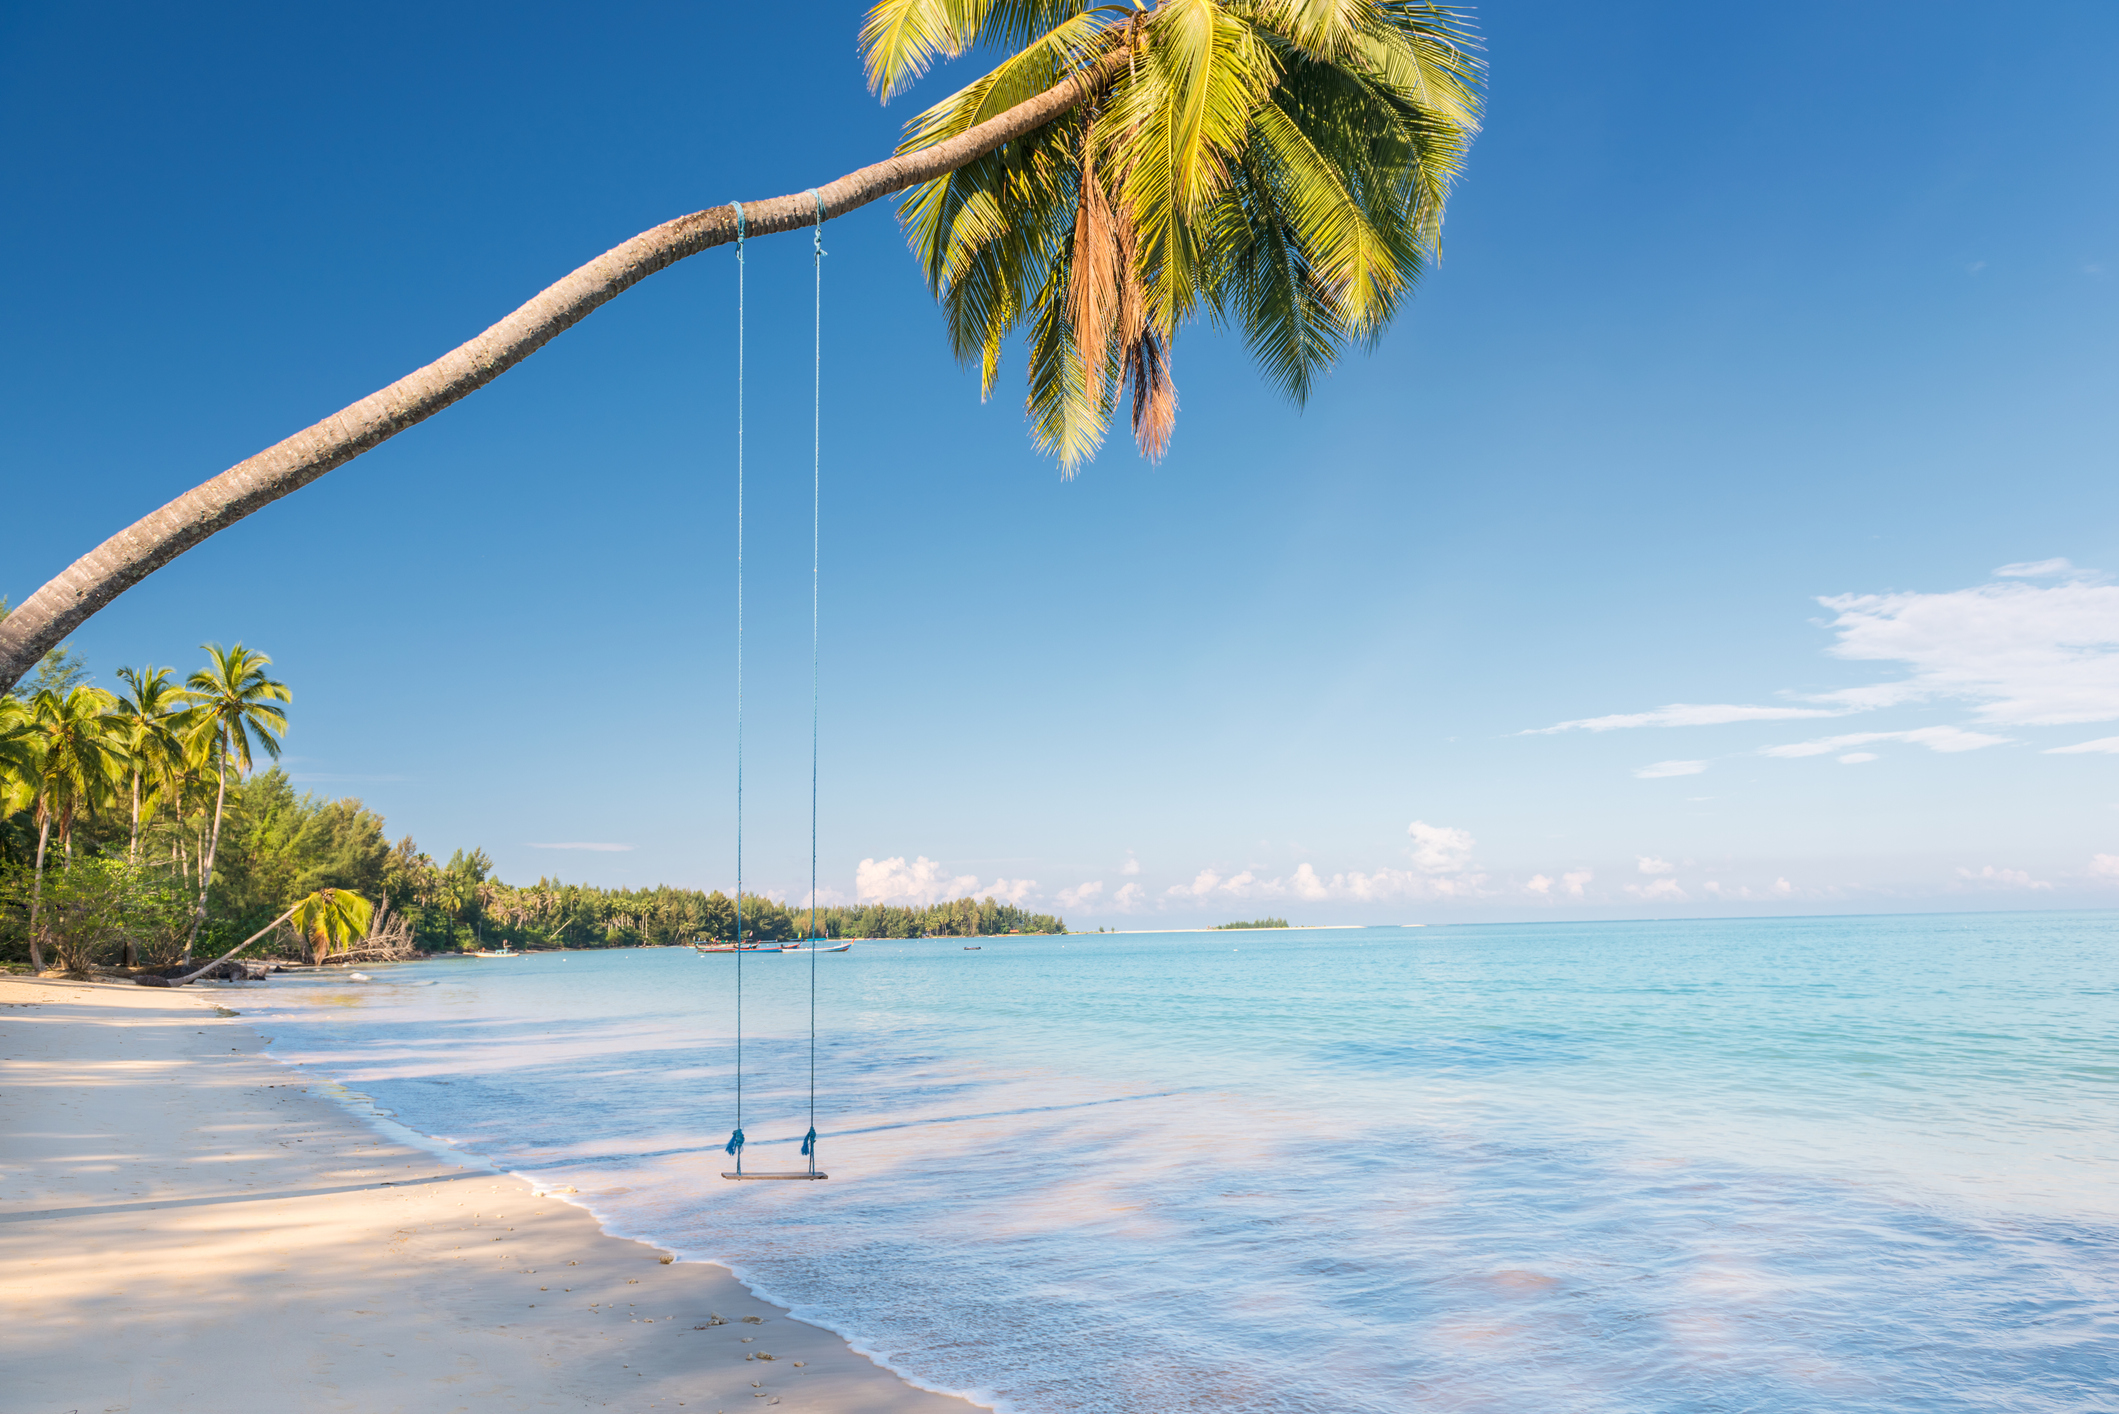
[5,2,2117,926]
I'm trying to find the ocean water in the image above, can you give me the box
[244,914,2119,1412]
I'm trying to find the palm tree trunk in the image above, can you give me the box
[159,899,303,988]
[0,46,1138,696]
[186,741,230,962]
[29,814,51,973]
[128,766,141,864]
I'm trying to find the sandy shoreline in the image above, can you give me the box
[0,975,981,1414]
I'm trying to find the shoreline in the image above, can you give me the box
[0,975,984,1413]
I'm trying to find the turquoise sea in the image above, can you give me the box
[246,913,2119,1412]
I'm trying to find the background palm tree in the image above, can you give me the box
[22,686,124,971]
[114,666,197,860]
[0,0,1480,693]
[179,644,290,960]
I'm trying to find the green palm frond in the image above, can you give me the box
[867,0,1483,470]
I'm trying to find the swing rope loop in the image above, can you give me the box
[720,193,831,1182]
[806,188,825,1171]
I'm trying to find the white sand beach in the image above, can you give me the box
[0,976,980,1414]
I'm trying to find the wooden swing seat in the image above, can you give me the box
[721,1171,829,1181]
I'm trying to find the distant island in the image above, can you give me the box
[1215,918,1290,930]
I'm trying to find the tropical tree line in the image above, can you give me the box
[0,630,1064,970]
[0,618,308,972]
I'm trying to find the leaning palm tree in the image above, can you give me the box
[0,1,1480,692]
[154,886,371,986]
[178,644,291,960]
[22,687,124,971]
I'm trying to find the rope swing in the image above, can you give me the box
[722,194,830,1183]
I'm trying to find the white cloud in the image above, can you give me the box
[1953,864,2052,891]
[1838,752,1879,764]
[528,842,635,852]
[1775,877,1793,895]
[1057,880,1105,910]
[1760,726,2011,758]
[2046,736,2119,754]
[855,855,981,906]
[1530,703,1845,734]
[2091,855,2119,879]
[1167,868,1223,898]
[1636,760,1708,778]
[1407,820,1475,874]
[1111,882,1144,911]
[1993,558,2081,579]
[1290,863,1328,900]
[1525,873,1553,895]
[984,877,1040,906]
[1562,868,1594,897]
[1119,852,1141,876]
[1625,878,1687,902]
[1537,567,2119,744]
[1813,576,2119,725]
[1637,856,1674,875]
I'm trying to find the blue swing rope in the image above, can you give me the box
[727,200,747,1169]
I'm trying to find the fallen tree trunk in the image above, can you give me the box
[137,904,299,987]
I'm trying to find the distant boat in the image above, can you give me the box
[963,945,981,950]
[469,947,520,958]
[782,942,853,954]
[694,943,773,954]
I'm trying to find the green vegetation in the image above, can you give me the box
[1215,917,1290,930]
[0,629,1064,968]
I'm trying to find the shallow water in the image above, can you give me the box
[246,913,2119,1412]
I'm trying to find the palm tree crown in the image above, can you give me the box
[863,0,1482,468]
[182,644,290,775]
[26,686,124,848]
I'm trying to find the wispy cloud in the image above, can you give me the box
[1812,573,2119,724]
[1534,563,2119,742]
[2046,736,2119,755]
[1637,856,1674,875]
[1635,760,1708,778]
[1759,726,2010,758]
[1530,703,1844,734]
[1625,878,1687,902]
[1993,558,2084,579]
[528,841,635,852]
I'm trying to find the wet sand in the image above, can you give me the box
[0,975,981,1413]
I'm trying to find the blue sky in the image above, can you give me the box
[5,2,2117,925]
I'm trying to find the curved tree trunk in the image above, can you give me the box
[0,50,1135,695]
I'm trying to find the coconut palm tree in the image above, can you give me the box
[114,667,198,861]
[873,0,1481,465]
[0,1,1481,694]
[0,697,36,818]
[22,687,125,971]
[179,644,291,960]
[158,886,371,985]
